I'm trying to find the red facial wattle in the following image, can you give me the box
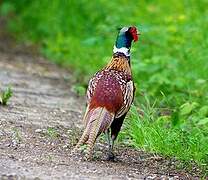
[129,27,139,42]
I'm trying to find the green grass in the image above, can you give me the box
[1,0,208,175]
[124,104,208,173]
[0,86,13,105]
[45,127,59,139]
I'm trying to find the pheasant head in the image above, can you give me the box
[113,26,140,57]
[107,26,140,74]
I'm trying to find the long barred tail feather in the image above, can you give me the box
[74,107,115,159]
[82,105,91,128]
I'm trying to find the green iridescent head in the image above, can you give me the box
[115,26,139,49]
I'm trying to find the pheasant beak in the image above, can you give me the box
[132,31,139,42]
[136,31,141,41]
[137,32,141,36]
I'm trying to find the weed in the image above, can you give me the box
[71,84,86,96]
[0,86,13,105]
[46,154,53,162]
[46,127,59,139]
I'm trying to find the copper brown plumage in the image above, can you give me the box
[73,26,139,160]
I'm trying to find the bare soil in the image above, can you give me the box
[0,21,203,180]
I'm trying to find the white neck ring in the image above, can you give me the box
[113,46,130,57]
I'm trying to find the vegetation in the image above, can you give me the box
[123,104,208,175]
[0,86,13,105]
[1,0,207,175]
[46,127,59,139]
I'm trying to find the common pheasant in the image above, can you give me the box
[74,26,139,160]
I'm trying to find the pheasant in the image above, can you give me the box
[74,26,139,160]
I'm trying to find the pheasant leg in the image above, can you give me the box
[105,130,115,161]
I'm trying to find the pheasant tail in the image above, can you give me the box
[74,107,115,159]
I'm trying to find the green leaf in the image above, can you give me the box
[197,118,208,125]
[199,106,208,117]
[171,110,180,127]
[180,102,199,115]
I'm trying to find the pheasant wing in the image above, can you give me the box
[115,80,134,118]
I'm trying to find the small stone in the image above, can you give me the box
[20,144,26,148]
[0,130,4,136]
[62,145,68,148]
[174,176,179,179]
[145,175,157,179]
[160,175,168,180]
[35,129,42,133]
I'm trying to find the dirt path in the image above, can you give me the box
[0,25,201,180]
